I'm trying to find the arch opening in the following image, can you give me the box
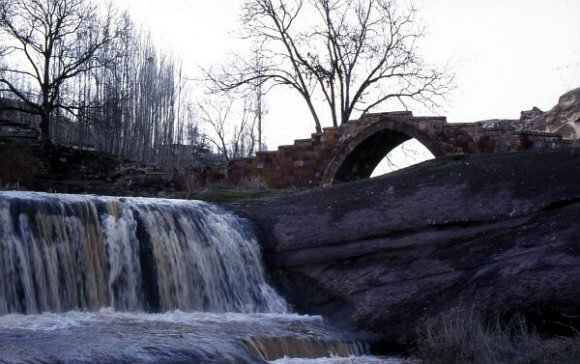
[371,139,435,177]
[325,126,442,185]
[332,129,409,183]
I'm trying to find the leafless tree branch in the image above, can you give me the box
[205,0,454,132]
[0,0,127,146]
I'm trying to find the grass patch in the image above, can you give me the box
[413,307,580,364]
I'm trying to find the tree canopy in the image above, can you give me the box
[0,0,201,167]
[0,0,123,146]
[206,0,454,133]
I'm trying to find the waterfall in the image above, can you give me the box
[0,191,384,363]
[0,191,287,315]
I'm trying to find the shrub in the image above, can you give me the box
[414,307,580,364]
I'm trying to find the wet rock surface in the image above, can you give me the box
[230,147,580,346]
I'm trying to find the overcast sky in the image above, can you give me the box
[115,0,580,150]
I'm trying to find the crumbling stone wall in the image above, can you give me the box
[228,111,570,188]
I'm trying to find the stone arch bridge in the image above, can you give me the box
[228,111,569,188]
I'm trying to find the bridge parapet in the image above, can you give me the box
[439,121,567,155]
[227,111,569,188]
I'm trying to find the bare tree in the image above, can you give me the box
[0,0,125,146]
[199,94,257,161]
[206,0,453,133]
[247,47,269,152]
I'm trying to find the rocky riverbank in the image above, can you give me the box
[229,147,580,349]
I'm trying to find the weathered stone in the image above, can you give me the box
[226,88,580,189]
[528,86,580,139]
[520,106,544,121]
[490,87,580,139]
[227,111,567,189]
[229,147,580,347]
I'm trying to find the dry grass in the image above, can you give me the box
[239,175,267,189]
[413,307,580,364]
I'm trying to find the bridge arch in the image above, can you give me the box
[321,117,447,186]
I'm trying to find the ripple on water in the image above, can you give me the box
[0,310,393,363]
[269,356,416,363]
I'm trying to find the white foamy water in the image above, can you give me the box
[0,309,377,363]
[0,308,320,331]
[0,191,286,314]
[0,192,399,363]
[270,357,415,364]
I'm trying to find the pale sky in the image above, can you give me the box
[115,0,580,151]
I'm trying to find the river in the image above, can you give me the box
[0,192,409,363]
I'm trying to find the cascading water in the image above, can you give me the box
[0,192,286,314]
[0,191,403,363]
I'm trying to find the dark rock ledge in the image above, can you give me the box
[228,147,580,347]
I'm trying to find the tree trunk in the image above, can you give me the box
[40,112,52,148]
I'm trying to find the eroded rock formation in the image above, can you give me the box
[484,86,580,139]
[230,147,580,347]
[526,86,580,139]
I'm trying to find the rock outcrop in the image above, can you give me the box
[526,86,580,139]
[230,147,580,347]
[482,86,580,139]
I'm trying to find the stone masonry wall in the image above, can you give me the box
[227,127,341,188]
[227,112,570,189]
